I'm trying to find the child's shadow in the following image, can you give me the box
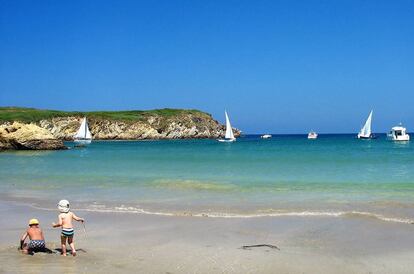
[26,247,54,256]
[54,248,87,254]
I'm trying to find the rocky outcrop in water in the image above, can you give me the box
[0,110,241,150]
[0,122,67,150]
[37,113,239,140]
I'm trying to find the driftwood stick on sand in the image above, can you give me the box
[241,244,280,250]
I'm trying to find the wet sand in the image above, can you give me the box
[1,200,414,273]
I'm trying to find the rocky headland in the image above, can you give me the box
[0,122,66,150]
[0,107,240,150]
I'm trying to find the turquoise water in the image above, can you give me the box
[1,135,414,219]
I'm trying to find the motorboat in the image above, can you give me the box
[388,124,410,141]
[308,131,318,139]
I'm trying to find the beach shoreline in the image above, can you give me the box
[1,198,414,273]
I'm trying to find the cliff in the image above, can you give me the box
[0,122,66,150]
[0,107,240,149]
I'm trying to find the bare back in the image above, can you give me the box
[59,211,83,229]
[27,226,44,241]
[59,212,75,229]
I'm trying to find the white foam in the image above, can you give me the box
[28,203,414,224]
[83,205,414,224]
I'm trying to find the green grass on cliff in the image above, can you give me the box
[0,107,210,123]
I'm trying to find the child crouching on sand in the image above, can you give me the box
[52,200,85,256]
[19,218,46,254]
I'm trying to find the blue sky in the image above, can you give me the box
[1,0,413,133]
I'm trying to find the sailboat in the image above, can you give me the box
[218,111,236,142]
[357,110,373,139]
[74,117,92,146]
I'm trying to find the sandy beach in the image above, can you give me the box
[1,199,414,274]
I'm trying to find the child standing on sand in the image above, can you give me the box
[52,200,85,256]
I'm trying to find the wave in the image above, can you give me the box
[61,204,414,224]
[25,200,414,224]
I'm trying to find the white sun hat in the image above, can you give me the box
[58,199,70,213]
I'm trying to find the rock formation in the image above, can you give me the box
[0,122,66,150]
[37,113,239,140]
[0,108,241,150]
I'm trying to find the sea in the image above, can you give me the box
[1,134,414,223]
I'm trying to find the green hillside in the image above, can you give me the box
[0,107,209,123]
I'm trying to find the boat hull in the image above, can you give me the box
[74,139,92,147]
[357,134,373,139]
[217,138,236,143]
[388,135,410,141]
[308,133,318,139]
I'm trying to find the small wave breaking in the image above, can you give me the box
[27,202,414,224]
[73,205,414,224]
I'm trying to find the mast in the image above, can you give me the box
[84,117,87,138]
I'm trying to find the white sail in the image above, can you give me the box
[74,117,92,140]
[359,110,372,138]
[224,111,235,140]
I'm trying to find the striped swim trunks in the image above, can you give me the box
[61,228,74,238]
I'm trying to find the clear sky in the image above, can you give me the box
[1,0,413,133]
